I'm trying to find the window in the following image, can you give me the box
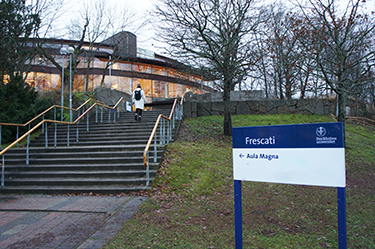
[132,63,151,73]
[152,65,165,76]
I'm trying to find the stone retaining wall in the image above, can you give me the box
[93,88,132,111]
[93,89,338,118]
[93,88,132,105]
[184,92,336,118]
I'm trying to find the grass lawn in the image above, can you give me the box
[104,114,375,248]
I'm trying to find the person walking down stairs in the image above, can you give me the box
[132,83,147,121]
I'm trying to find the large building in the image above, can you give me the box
[26,31,215,101]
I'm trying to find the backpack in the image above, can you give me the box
[134,89,141,100]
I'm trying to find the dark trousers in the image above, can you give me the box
[135,108,142,117]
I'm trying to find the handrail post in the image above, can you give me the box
[161,118,163,145]
[154,132,157,163]
[146,152,150,186]
[26,124,30,165]
[101,106,103,123]
[54,107,57,147]
[163,118,166,144]
[77,109,80,143]
[1,155,4,186]
[76,119,79,143]
[159,119,162,145]
[169,119,172,143]
[67,124,70,147]
[0,125,2,149]
[45,122,48,148]
[169,119,172,142]
[54,123,57,147]
[161,118,164,145]
[96,105,98,123]
[42,114,45,133]
[77,109,80,142]
[167,120,170,144]
[87,109,89,132]
[16,126,19,147]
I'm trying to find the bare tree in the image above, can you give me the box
[38,0,137,92]
[295,0,375,122]
[66,0,137,91]
[250,30,273,98]
[261,3,315,100]
[154,0,263,136]
[31,0,66,38]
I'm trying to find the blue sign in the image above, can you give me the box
[233,122,344,149]
[232,122,345,187]
[233,122,347,249]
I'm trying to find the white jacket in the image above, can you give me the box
[132,88,147,110]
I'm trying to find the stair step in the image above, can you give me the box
[0,108,178,194]
[4,162,160,171]
[5,170,158,178]
[6,145,152,153]
[5,177,154,186]
[4,151,164,159]
[0,185,152,194]
[5,156,163,166]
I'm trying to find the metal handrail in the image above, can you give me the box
[346,116,375,127]
[0,97,124,147]
[0,104,95,156]
[142,94,185,186]
[0,97,125,186]
[0,97,122,127]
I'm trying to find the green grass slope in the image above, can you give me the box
[104,114,375,249]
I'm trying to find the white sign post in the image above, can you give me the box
[232,122,346,249]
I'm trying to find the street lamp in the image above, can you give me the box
[67,46,75,123]
[60,47,68,121]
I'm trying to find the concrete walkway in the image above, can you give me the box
[0,195,146,248]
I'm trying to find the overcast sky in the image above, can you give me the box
[38,0,374,54]
[38,0,162,52]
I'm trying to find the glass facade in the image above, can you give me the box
[23,42,212,99]
[132,63,151,73]
[152,65,166,76]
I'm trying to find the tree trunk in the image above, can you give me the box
[100,68,108,87]
[84,59,91,92]
[279,76,284,99]
[337,91,347,123]
[223,81,232,136]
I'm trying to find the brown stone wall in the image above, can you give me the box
[93,88,132,111]
[183,98,336,118]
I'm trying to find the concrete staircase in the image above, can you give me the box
[0,109,177,194]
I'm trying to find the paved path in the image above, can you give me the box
[0,195,146,248]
